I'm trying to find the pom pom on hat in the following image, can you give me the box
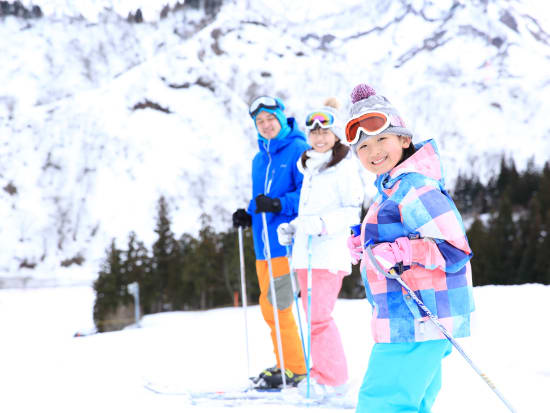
[350,84,376,104]
[323,97,341,110]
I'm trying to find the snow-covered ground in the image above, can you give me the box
[1,283,548,412]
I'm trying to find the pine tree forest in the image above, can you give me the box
[93,158,550,331]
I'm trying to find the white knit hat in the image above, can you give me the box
[348,84,413,150]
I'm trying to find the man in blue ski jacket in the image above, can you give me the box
[233,96,309,388]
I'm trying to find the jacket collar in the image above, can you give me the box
[375,139,445,194]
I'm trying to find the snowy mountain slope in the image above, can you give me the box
[1,0,549,282]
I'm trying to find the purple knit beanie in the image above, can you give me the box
[348,84,413,149]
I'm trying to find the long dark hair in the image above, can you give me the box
[301,138,350,171]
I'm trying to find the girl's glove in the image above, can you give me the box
[370,237,412,278]
[277,222,296,246]
[347,235,363,265]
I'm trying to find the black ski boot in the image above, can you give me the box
[250,366,281,389]
[251,367,305,389]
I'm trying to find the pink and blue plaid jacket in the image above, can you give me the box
[359,139,475,343]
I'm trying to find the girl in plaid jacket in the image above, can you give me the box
[345,84,475,413]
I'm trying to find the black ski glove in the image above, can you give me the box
[255,194,282,214]
[232,208,252,228]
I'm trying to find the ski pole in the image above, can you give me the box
[286,244,307,361]
[306,234,313,398]
[365,245,518,413]
[261,212,287,388]
[237,226,251,386]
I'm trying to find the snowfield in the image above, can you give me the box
[1,283,548,412]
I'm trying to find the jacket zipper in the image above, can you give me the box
[263,140,273,195]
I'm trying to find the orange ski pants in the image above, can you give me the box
[256,257,306,375]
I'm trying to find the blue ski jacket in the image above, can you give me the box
[247,117,310,260]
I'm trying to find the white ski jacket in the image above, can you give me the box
[291,149,364,274]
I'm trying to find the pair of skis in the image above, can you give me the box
[143,379,355,409]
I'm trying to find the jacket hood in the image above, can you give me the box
[257,117,306,154]
[375,139,445,192]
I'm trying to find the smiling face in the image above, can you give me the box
[255,111,281,140]
[356,133,412,175]
[308,127,338,153]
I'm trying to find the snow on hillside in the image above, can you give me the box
[1,283,549,412]
[1,0,550,283]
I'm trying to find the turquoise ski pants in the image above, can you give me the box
[356,340,452,413]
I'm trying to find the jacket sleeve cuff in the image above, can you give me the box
[410,238,446,271]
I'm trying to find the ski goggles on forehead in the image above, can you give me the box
[304,111,335,130]
[345,111,396,145]
[249,96,281,117]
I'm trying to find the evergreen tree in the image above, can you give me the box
[178,233,194,309]
[484,175,498,212]
[516,197,542,284]
[467,217,490,286]
[165,241,185,311]
[218,227,259,307]
[124,232,154,314]
[151,196,180,312]
[484,191,517,285]
[453,172,486,214]
[495,156,519,201]
[181,215,224,309]
[93,239,125,332]
[513,157,539,206]
[241,227,260,302]
[534,210,550,285]
[538,162,550,214]
[220,229,240,306]
[197,214,224,308]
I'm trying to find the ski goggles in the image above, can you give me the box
[345,111,399,145]
[249,96,282,118]
[304,111,335,130]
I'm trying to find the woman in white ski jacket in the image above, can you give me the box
[277,98,364,397]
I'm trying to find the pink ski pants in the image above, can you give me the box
[296,268,348,386]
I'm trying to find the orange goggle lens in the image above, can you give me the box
[345,112,391,144]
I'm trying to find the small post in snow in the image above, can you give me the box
[128,282,141,327]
